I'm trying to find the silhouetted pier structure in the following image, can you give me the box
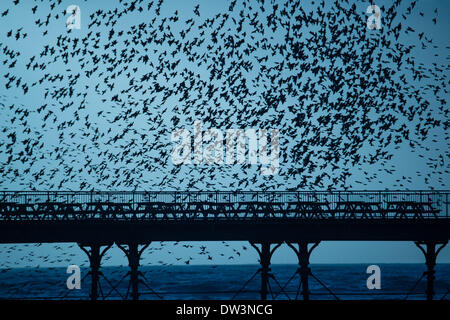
[0,190,449,300]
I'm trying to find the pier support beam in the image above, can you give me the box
[250,241,282,300]
[287,241,320,300]
[116,242,150,300]
[78,243,113,301]
[415,240,448,300]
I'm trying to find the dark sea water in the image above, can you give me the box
[0,264,449,300]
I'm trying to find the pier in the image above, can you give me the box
[0,190,449,300]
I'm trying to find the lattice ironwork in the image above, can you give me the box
[0,191,448,221]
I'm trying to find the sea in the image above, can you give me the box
[0,264,449,300]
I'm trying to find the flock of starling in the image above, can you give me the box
[0,0,447,191]
[0,0,449,279]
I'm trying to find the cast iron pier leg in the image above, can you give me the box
[287,241,320,300]
[78,243,112,301]
[117,242,150,300]
[415,240,448,300]
[250,241,282,300]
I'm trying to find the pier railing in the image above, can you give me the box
[0,191,448,221]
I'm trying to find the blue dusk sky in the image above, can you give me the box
[0,0,449,268]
